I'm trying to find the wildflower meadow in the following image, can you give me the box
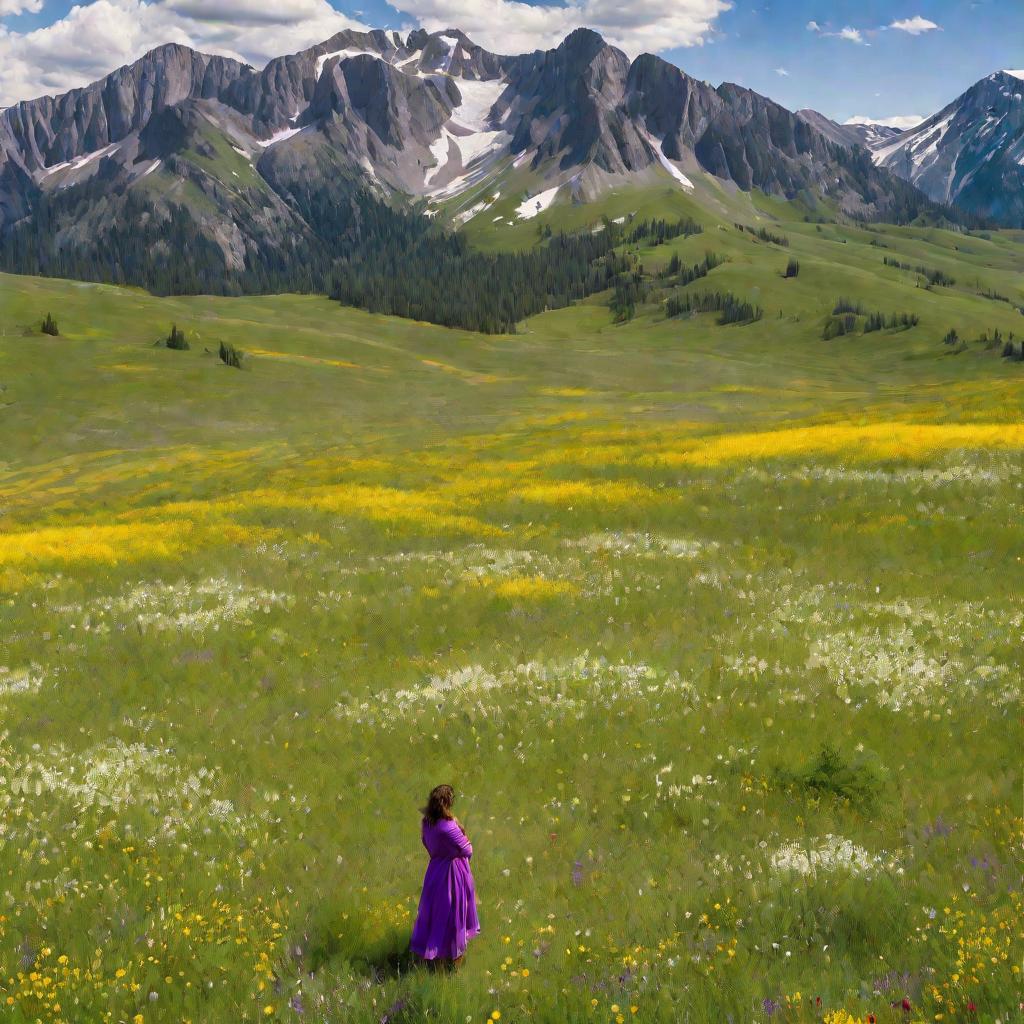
[0,209,1022,1024]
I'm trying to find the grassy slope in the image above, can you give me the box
[0,195,1022,1024]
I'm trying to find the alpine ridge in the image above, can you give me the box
[0,27,965,293]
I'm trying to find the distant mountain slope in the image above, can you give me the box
[796,110,904,150]
[868,71,1024,227]
[0,27,958,294]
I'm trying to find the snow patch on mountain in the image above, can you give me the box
[1003,70,1024,81]
[516,185,561,220]
[426,132,454,186]
[424,77,509,192]
[450,78,505,132]
[454,199,490,225]
[315,48,383,79]
[872,111,955,170]
[643,132,694,190]
[41,142,121,178]
[455,127,509,165]
[258,126,305,148]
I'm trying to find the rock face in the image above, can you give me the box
[3,44,252,170]
[0,26,960,286]
[866,71,1024,227]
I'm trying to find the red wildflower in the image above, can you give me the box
[901,998,912,1012]
[967,1001,977,1013]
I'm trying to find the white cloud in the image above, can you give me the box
[806,20,867,44]
[0,0,365,106]
[774,66,788,76]
[397,0,732,57]
[888,15,939,34]
[833,26,864,43]
[844,114,924,129]
[0,0,43,15]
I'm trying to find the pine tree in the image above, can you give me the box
[219,341,243,368]
[166,324,190,350]
[41,313,59,336]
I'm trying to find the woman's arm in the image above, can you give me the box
[445,819,473,859]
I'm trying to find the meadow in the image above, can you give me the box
[0,199,1022,1024]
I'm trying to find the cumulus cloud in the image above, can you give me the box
[806,20,821,32]
[0,0,43,15]
[397,0,732,57]
[844,114,924,129]
[0,0,365,105]
[888,15,939,34]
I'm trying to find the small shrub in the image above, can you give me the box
[942,328,959,346]
[219,341,243,369]
[783,258,800,279]
[41,313,59,337]
[166,324,190,351]
[774,742,885,813]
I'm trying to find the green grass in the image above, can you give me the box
[0,195,1022,1024]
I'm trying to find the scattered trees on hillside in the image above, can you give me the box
[665,290,763,325]
[825,305,919,339]
[882,257,955,287]
[735,223,790,247]
[624,217,702,247]
[942,326,1022,361]
[609,249,726,322]
[863,311,920,333]
[659,251,724,285]
[977,286,1011,304]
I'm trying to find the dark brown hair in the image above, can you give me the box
[422,784,455,825]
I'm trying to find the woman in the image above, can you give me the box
[410,784,480,969]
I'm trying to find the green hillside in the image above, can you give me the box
[0,196,1022,1024]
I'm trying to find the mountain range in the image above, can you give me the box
[867,70,1024,229]
[0,27,1016,295]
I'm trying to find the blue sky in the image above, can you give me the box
[1,0,1019,121]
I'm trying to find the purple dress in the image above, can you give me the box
[410,818,480,960]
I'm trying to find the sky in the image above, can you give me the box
[0,0,1019,123]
